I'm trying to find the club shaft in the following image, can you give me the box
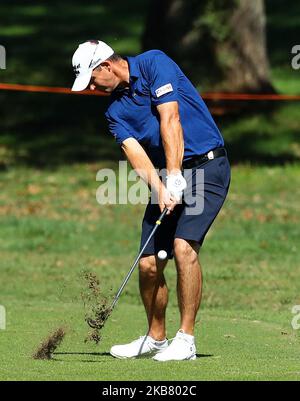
[110,207,168,310]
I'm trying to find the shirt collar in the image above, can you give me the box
[112,56,139,96]
[126,56,139,82]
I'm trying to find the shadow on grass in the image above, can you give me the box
[215,102,300,165]
[2,91,300,168]
[54,352,111,356]
[52,352,214,362]
[0,91,122,167]
[52,351,112,363]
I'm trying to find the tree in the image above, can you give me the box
[143,0,275,93]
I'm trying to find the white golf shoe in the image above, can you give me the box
[153,330,196,361]
[110,335,168,359]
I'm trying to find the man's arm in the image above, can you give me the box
[121,137,176,211]
[156,101,187,201]
[157,101,184,175]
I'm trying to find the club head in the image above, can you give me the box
[86,307,112,329]
[86,317,104,329]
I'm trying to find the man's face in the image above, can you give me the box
[89,63,119,93]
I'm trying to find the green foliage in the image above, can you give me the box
[194,0,237,42]
[266,0,300,66]
[0,0,147,86]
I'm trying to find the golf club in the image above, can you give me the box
[87,207,168,329]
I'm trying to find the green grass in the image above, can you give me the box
[271,67,300,95]
[1,163,300,381]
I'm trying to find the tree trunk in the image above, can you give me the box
[143,0,275,93]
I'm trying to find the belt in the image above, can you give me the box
[182,147,227,169]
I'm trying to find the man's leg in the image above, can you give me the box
[152,239,200,361]
[139,255,168,341]
[109,254,169,359]
[173,238,202,335]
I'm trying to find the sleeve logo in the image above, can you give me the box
[155,83,173,98]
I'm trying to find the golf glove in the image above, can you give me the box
[166,172,187,202]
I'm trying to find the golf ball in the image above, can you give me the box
[157,250,167,260]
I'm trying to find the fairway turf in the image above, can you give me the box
[0,163,300,381]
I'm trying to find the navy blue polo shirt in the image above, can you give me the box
[105,50,224,168]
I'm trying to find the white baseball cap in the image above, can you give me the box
[71,40,114,91]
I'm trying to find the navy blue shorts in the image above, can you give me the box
[140,155,231,258]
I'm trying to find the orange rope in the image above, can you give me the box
[0,82,300,101]
[202,92,300,101]
[0,82,108,96]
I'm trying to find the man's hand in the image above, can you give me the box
[122,138,178,214]
[158,184,178,214]
[166,172,187,202]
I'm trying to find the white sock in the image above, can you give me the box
[148,336,167,344]
[178,329,194,343]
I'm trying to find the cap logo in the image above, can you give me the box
[89,57,102,69]
[73,63,81,76]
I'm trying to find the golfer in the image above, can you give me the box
[71,40,230,361]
